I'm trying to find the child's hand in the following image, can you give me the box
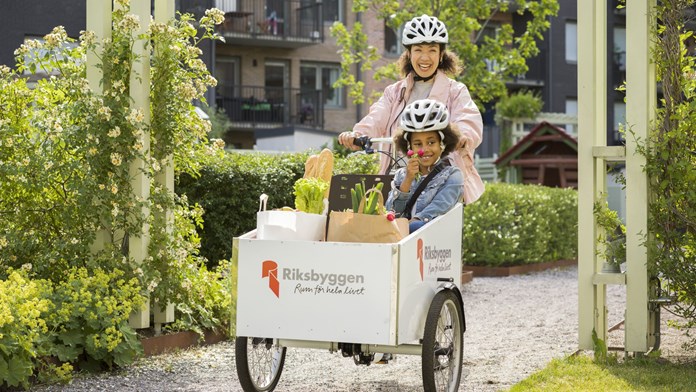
[404,155,420,180]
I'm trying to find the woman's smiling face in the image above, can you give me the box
[410,43,441,78]
[409,131,442,168]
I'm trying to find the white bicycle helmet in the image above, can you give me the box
[402,14,449,46]
[400,99,449,139]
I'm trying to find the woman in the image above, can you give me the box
[338,14,484,204]
[386,99,463,233]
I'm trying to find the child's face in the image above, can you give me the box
[409,131,442,167]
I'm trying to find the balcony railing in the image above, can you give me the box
[216,85,324,128]
[215,0,323,46]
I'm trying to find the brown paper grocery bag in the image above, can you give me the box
[326,190,409,243]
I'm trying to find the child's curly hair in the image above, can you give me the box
[393,124,461,157]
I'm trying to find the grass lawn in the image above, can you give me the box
[508,353,696,392]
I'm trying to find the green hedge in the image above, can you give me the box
[462,183,577,267]
[178,155,576,267]
[176,151,377,263]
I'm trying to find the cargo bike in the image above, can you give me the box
[233,137,467,392]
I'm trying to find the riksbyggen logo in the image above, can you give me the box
[261,260,366,298]
[417,238,453,279]
[262,260,280,298]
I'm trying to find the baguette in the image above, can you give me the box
[302,149,333,197]
[316,148,334,197]
[303,154,318,178]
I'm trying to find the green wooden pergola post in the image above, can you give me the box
[87,0,177,330]
[152,0,177,331]
[577,0,655,353]
[86,0,111,254]
[125,0,152,329]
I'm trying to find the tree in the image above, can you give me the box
[331,0,559,106]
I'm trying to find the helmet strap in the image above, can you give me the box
[413,73,435,82]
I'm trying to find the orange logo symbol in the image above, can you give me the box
[262,260,280,298]
[417,239,424,280]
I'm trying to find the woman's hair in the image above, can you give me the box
[393,123,461,157]
[398,45,462,78]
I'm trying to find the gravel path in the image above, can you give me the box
[32,265,692,392]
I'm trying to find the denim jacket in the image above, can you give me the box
[385,165,463,223]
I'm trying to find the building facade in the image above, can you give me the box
[0,1,632,152]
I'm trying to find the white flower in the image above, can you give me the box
[110,152,122,166]
[0,237,7,248]
[205,8,225,25]
[98,106,112,121]
[127,108,145,124]
[80,30,96,46]
[108,126,121,138]
[111,185,118,194]
[118,14,140,31]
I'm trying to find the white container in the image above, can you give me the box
[256,210,327,241]
[236,204,463,345]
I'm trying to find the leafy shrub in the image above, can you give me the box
[166,259,233,338]
[0,270,51,389]
[495,90,543,120]
[462,183,577,267]
[45,267,144,372]
[176,151,377,263]
[0,4,230,387]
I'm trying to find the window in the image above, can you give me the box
[478,23,501,73]
[265,60,289,102]
[322,0,343,23]
[215,0,239,13]
[300,63,344,108]
[565,21,577,63]
[215,57,240,97]
[565,99,578,134]
[613,27,626,71]
[384,22,402,56]
[613,101,626,143]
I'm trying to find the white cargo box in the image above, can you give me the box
[234,204,463,346]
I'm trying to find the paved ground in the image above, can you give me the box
[32,265,693,392]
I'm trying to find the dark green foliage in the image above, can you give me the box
[462,183,577,267]
[176,151,378,263]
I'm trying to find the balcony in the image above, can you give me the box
[216,85,324,129]
[215,0,323,48]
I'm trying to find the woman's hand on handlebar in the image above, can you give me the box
[338,131,362,151]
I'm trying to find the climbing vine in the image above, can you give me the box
[638,0,696,340]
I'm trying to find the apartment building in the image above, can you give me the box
[0,0,393,152]
[0,0,635,152]
[201,0,393,150]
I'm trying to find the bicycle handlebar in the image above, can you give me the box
[352,136,393,154]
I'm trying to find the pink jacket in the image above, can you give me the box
[353,70,485,204]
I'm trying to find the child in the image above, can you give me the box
[386,99,463,233]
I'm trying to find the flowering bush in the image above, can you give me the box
[0,271,51,389]
[45,267,144,371]
[0,1,228,386]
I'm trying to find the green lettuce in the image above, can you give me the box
[293,177,329,214]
